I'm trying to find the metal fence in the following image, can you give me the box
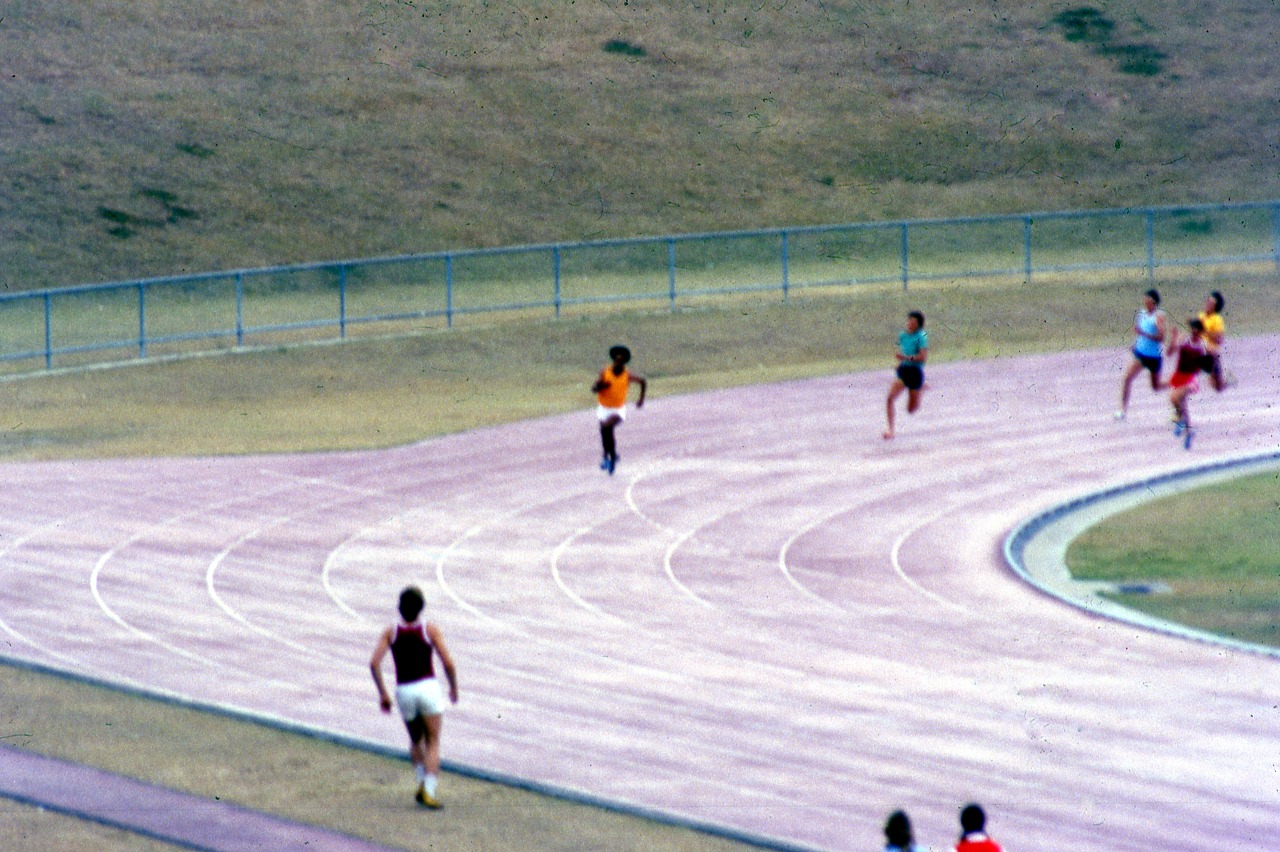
[3,200,1278,372]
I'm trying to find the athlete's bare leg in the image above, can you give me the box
[884,380,906,439]
[1118,359,1144,415]
[423,713,444,778]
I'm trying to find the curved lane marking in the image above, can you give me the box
[205,518,315,654]
[549,524,634,626]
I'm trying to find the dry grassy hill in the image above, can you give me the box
[2,0,1277,289]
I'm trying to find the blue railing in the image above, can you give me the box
[3,200,1278,372]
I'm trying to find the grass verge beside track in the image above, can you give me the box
[0,664,753,852]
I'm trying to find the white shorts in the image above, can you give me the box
[395,678,445,721]
[596,404,626,423]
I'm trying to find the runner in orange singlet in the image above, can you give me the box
[591,345,647,475]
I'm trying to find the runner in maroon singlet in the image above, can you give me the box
[370,586,458,808]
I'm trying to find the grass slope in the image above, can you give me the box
[3,1,1279,289]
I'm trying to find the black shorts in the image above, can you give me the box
[896,363,925,391]
[1133,351,1162,374]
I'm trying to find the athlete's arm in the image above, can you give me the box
[632,375,647,408]
[427,624,459,704]
[369,628,394,713]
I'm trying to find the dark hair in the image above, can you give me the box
[398,585,425,622]
[907,310,925,328]
[1144,288,1161,306]
[608,345,632,363]
[960,803,987,834]
[1209,290,1224,312]
[884,810,914,846]
[1189,317,1205,333]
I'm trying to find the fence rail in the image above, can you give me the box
[4,200,1278,372]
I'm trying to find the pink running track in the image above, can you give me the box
[1,340,1277,851]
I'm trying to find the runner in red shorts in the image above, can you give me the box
[1166,317,1207,450]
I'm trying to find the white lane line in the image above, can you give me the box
[205,519,314,654]
[661,525,719,609]
[433,520,510,626]
[87,477,313,669]
[776,507,857,613]
[0,519,96,668]
[321,541,370,623]
[623,464,682,535]
[549,527,633,626]
[428,486,604,626]
[888,502,973,615]
[90,543,220,667]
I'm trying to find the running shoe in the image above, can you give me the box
[607,455,617,475]
[599,455,610,471]
[1184,427,1195,450]
[1113,410,1126,421]
[415,784,443,809]
[1173,419,1185,437]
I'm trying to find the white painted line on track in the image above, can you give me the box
[888,502,973,615]
[549,527,633,626]
[90,544,222,668]
[433,520,507,626]
[256,468,392,498]
[206,519,314,654]
[624,466,680,535]
[661,525,720,610]
[0,520,97,668]
[86,477,328,675]
[777,507,864,614]
[428,483,621,626]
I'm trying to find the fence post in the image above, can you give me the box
[1145,209,1155,279]
[553,246,562,319]
[445,254,454,329]
[667,239,677,310]
[235,272,245,347]
[43,291,53,370]
[780,231,790,302]
[900,223,909,292]
[1023,216,1033,284]
[137,282,147,359]
[338,265,348,339]
[1272,203,1280,270]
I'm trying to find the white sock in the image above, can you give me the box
[415,765,427,784]
[425,774,438,797]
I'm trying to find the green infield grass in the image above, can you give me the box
[1066,469,1280,650]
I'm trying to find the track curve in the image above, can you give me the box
[1,339,1278,851]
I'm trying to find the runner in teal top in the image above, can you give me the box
[898,325,928,364]
[884,310,929,440]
